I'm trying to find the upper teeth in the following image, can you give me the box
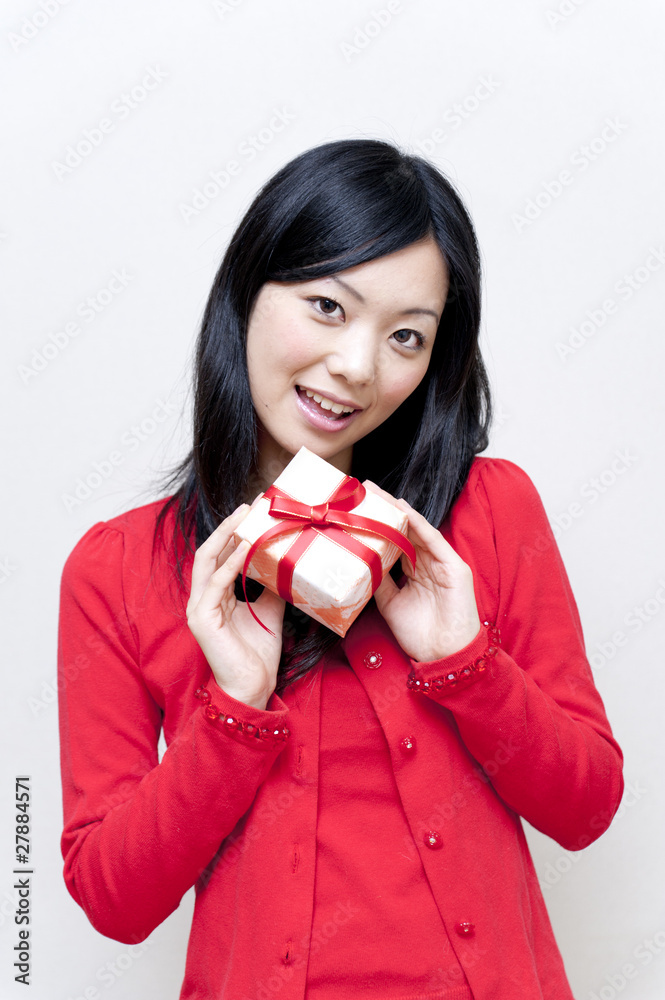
[304,389,355,415]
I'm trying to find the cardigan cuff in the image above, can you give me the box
[194,678,291,748]
[406,621,501,697]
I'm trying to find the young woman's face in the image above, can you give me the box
[245,236,449,480]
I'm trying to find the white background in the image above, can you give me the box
[2,0,664,997]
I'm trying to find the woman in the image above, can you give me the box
[57,139,623,999]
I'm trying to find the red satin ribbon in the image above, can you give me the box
[240,475,416,635]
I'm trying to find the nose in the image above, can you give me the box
[325,328,377,386]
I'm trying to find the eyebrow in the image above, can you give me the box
[330,275,441,322]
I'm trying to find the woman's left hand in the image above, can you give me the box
[366,482,482,663]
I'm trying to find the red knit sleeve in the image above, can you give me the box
[57,521,289,944]
[408,458,624,851]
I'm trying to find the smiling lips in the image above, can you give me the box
[295,385,364,432]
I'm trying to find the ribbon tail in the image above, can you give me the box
[241,544,277,637]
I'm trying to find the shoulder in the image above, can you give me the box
[61,496,179,593]
[443,457,554,578]
[465,455,543,501]
[445,458,573,628]
[96,496,175,538]
[455,456,549,531]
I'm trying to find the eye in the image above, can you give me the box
[308,296,344,318]
[391,329,426,350]
[306,295,426,351]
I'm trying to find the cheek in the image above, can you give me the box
[378,361,430,412]
[248,315,309,378]
[266,319,319,373]
[247,325,322,412]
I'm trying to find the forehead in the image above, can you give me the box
[250,237,449,324]
[319,238,449,314]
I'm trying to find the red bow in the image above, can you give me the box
[241,475,416,635]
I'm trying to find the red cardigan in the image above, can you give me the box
[57,458,624,999]
[307,650,472,998]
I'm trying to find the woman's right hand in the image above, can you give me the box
[186,502,286,711]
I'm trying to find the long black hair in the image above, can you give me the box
[154,138,491,694]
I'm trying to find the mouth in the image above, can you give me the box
[294,385,364,432]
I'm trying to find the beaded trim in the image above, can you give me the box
[194,687,290,743]
[406,621,501,694]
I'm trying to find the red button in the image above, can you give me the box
[423,831,443,849]
[455,921,475,937]
[363,652,382,669]
[399,736,416,753]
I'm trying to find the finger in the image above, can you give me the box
[361,484,428,570]
[215,536,236,570]
[191,538,251,621]
[401,516,469,576]
[188,538,249,611]
[393,499,449,547]
[196,505,249,562]
[190,505,249,604]
[362,489,439,553]
[213,494,266,569]
[207,494,265,576]
[373,571,399,616]
[363,479,400,507]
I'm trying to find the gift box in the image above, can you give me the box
[233,447,414,637]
